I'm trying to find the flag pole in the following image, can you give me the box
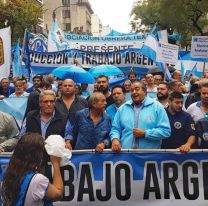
[164,63,167,81]
[203,61,206,77]
[19,28,27,77]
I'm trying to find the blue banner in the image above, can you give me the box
[1,150,208,205]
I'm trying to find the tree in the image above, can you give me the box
[131,0,208,47]
[0,0,44,44]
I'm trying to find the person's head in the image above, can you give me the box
[81,83,88,92]
[172,70,182,81]
[199,79,208,105]
[88,92,107,112]
[12,76,20,85]
[111,85,126,107]
[60,79,76,97]
[169,80,183,93]
[168,92,183,113]
[123,80,131,92]
[145,73,154,85]
[14,80,24,95]
[2,133,45,206]
[39,81,52,91]
[39,90,56,115]
[157,82,170,101]
[190,76,199,86]
[140,77,147,85]
[20,77,28,91]
[131,81,147,105]
[154,74,163,86]
[1,78,10,90]
[204,72,208,79]
[128,73,136,83]
[33,75,42,89]
[75,84,82,96]
[96,75,109,94]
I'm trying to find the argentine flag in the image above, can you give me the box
[140,25,171,80]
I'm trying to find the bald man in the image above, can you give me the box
[55,79,88,126]
[172,70,182,81]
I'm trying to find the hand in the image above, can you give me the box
[50,155,61,166]
[111,138,121,152]
[178,143,191,153]
[65,140,72,150]
[133,128,145,138]
[95,142,105,152]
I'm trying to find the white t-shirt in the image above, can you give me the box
[24,173,49,206]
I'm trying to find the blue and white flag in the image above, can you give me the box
[140,24,171,80]
[12,40,22,77]
[48,20,68,51]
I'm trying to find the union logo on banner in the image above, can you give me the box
[0,37,4,66]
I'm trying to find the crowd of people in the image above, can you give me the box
[0,69,208,204]
[0,70,208,153]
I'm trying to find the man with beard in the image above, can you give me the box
[26,75,42,93]
[65,92,111,151]
[187,80,208,122]
[96,75,114,107]
[157,82,170,108]
[110,81,170,151]
[161,92,196,152]
[106,85,126,122]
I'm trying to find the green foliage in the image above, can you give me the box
[0,0,44,44]
[131,0,208,47]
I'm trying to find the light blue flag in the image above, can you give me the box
[50,20,68,51]
[139,24,171,80]
[0,97,27,127]
[12,40,22,77]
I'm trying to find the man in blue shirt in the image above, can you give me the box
[106,85,126,123]
[0,78,14,98]
[65,92,111,151]
[110,81,171,151]
[161,92,196,152]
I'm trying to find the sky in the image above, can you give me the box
[89,0,136,33]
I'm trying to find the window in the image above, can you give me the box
[63,10,70,18]
[65,23,71,32]
[62,0,70,6]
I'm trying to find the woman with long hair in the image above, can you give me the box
[2,132,63,206]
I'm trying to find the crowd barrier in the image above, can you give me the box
[0,149,208,205]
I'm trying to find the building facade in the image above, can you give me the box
[43,0,94,34]
[91,14,102,36]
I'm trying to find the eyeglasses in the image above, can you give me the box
[42,100,55,104]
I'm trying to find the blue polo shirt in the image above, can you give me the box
[161,108,196,149]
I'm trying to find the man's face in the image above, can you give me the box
[93,93,107,112]
[129,74,136,82]
[168,98,183,113]
[39,94,55,115]
[61,80,75,96]
[33,78,41,89]
[154,75,162,85]
[131,82,146,104]
[157,84,169,100]
[96,77,109,93]
[123,81,131,92]
[14,81,24,94]
[173,72,182,81]
[112,88,125,106]
[200,87,208,104]
[146,74,154,84]
[1,79,10,90]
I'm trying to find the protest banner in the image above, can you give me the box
[0,150,208,205]
[191,36,208,58]
[156,41,179,65]
[0,27,11,80]
[28,48,155,75]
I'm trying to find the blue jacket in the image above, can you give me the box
[106,103,117,123]
[110,97,171,149]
